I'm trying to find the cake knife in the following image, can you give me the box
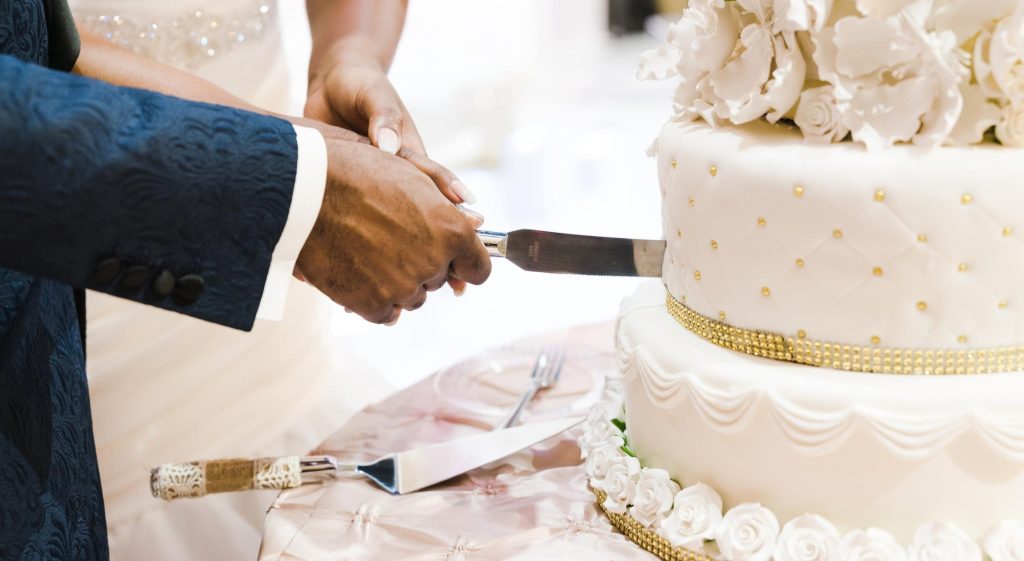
[478,230,665,277]
[150,416,582,500]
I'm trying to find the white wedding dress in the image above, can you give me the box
[69,1,342,559]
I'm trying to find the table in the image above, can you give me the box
[258,322,655,561]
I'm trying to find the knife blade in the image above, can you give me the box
[479,230,665,277]
[150,416,583,500]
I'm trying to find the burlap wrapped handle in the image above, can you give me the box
[150,456,303,500]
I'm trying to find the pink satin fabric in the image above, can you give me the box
[258,324,654,561]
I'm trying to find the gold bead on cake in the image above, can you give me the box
[710,239,718,250]
[833,229,843,239]
[761,286,771,297]
[958,335,969,344]
[794,185,805,198]
[671,159,678,169]
[709,164,718,177]
[957,263,968,273]
[874,189,886,202]
[917,301,928,311]
[694,270,702,281]
[1004,226,1014,237]
[795,258,805,268]
[872,267,883,276]
[961,193,973,205]
[757,217,767,227]
[917,234,928,243]
[870,335,881,345]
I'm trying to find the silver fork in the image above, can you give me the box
[495,346,566,430]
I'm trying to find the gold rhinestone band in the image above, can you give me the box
[665,291,1024,375]
[593,489,712,561]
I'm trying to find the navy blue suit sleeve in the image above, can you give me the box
[0,54,300,331]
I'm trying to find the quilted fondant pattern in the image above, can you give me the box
[658,121,1024,349]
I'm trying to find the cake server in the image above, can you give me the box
[150,416,583,500]
[478,230,665,277]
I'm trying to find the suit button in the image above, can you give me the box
[119,265,149,290]
[153,270,176,297]
[93,258,123,284]
[174,274,205,304]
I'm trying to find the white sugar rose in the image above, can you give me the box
[795,86,849,143]
[584,438,625,486]
[710,0,807,125]
[629,468,680,528]
[984,520,1024,561]
[973,5,1024,105]
[840,528,908,561]
[996,102,1024,147]
[578,405,623,458]
[715,502,780,561]
[657,482,723,550]
[814,12,968,149]
[599,455,641,514]
[907,522,981,561]
[774,514,841,561]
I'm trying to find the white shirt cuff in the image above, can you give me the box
[255,124,328,321]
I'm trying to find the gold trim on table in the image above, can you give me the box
[594,489,713,561]
[666,291,1024,375]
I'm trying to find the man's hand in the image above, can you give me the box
[296,138,491,325]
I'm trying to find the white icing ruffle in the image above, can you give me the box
[617,320,1024,461]
[580,385,1024,561]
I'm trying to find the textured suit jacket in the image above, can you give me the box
[0,1,305,558]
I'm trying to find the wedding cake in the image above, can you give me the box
[580,1,1024,560]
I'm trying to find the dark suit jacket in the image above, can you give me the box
[0,1,305,558]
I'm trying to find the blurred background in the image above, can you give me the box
[78,0,684,559]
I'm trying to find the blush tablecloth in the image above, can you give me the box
[257,322,654,561]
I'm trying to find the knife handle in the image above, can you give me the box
[477,230,508,258]
[150,456,304,500]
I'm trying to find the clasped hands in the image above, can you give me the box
[295,44,490,325]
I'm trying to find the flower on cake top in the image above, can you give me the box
[629,468,681,528]
[715,502,781,561]
[907,521,981,561]
[984,519,1024,561]
[640,0,1024,148]
[657,482,724,550]
[839,528,908,561]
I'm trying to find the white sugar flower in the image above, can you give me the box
[795,85,849,143]
[578,405,623,458]
[973,4,1024,105]
[984,519,1024,561]
[813,8,969,149]
[840,528,908,561]
[657,482,723,550]
[584,438,625,487]
[774,0,833,33]
[996,102,1024,147]
[598,455,641,514]
[907,522,981,561]
[638,0,742,124]
[774,514,841,561]
[710,0,808,125]
[715,502,780,561]
[629,468,680,528]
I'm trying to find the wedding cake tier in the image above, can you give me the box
[657,119,1024,363]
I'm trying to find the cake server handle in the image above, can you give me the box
[478,230,508,258]
[150,455,343,500]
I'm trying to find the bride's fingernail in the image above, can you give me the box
[457,204,485,226]
[453,286,466,297]
[451,179,478,205]
[377,128,400,155]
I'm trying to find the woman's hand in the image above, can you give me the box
[304,43,477,207]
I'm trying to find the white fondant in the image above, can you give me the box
[715,502,781,561]
[658,120,1024,349]
[618,282,1024,541]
